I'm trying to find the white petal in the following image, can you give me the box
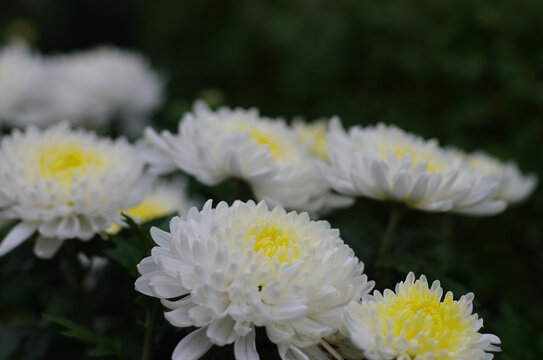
[272,302,309,323]
[33,235,63,259]
[0,222,36,256]
[172,328,213,360]
[206,316,237,346]
[234,328,259,360]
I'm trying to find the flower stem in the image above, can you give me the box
[142,301,158,360]
[319,340,344,360]
[378,207,402,260]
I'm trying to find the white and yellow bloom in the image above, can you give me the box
[108,178,193,234]
[0,123,148,258]
[293,118,330,160]
[322,120,506,215]
[144,101,352,215]
[344,272,501,360]
[467,151,537,204]
[135,200,373,360]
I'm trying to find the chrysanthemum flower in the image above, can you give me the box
[0,123,148,258]
[135,200,373,360]
[467,151,537,204]
[293,119,330,160]
[48,46,164,135]
[343,272,501,360]
[144,101,351,215]
[322,120,506,215]
[107,178,193,234]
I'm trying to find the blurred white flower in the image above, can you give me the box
[0,43,51,126]
[322,120,506,215]
[135,200,373,360]
[48,46,164,136]
[343,272,501,360]
[293,118,330,160]
[145,101,352,215]
[107,178,194,234]
[0,44,164,136]
[0,123,149,258]
[467,151,537,204]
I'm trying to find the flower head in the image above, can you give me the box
[343,272,501,360]
[0,123,148,258]
[135,200,373,360]
[48,46,164,135]
[322,120,506,215]
[144,101,352,215]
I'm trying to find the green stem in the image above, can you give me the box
[378,207,402,260]
[142,301,158,360]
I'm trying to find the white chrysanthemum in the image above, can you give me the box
[47,46,164,135]
[343,272,501,360]
[108,178,194,234]
[135,200,373,360]
[144,101,352,215]
[467,151,537,204]
[0,123,149,258]
[322,120,506,215]
[293,118,330,160]
[0,43,51,126]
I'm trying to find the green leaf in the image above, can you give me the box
[104,213,155,277]
[42,314,126,359]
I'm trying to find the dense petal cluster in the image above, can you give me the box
[144,101,352,215]
[0,123,149,258]
[0,43,163,135]
[322,120,507,215]
[135,200,373,360]
[343,272,501,360]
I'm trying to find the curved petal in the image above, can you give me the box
[0,222,36,256]
[33,235,63,259]
[172,328,213,360]
[234,328,259,360]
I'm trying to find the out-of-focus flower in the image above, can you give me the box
[48,46,164,136]
[467,151,537,204]
[0,43,50,126]
[293,118,330,160]
[322,120,506,215]
[145,101,352,215]
[0,123,148,258]
[107,178,193,234]
[343,272,501,360]
[0,44,164,136]
[135,200,373,360]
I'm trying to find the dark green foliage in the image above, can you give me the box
[43,314,126,359]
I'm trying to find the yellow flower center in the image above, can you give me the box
[226,123,288,161]
[246,222,300,263]
[377,282,476,359]
[377,144,443,173]
[38,144,105,187]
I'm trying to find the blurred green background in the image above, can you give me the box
[1,0,542,359]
